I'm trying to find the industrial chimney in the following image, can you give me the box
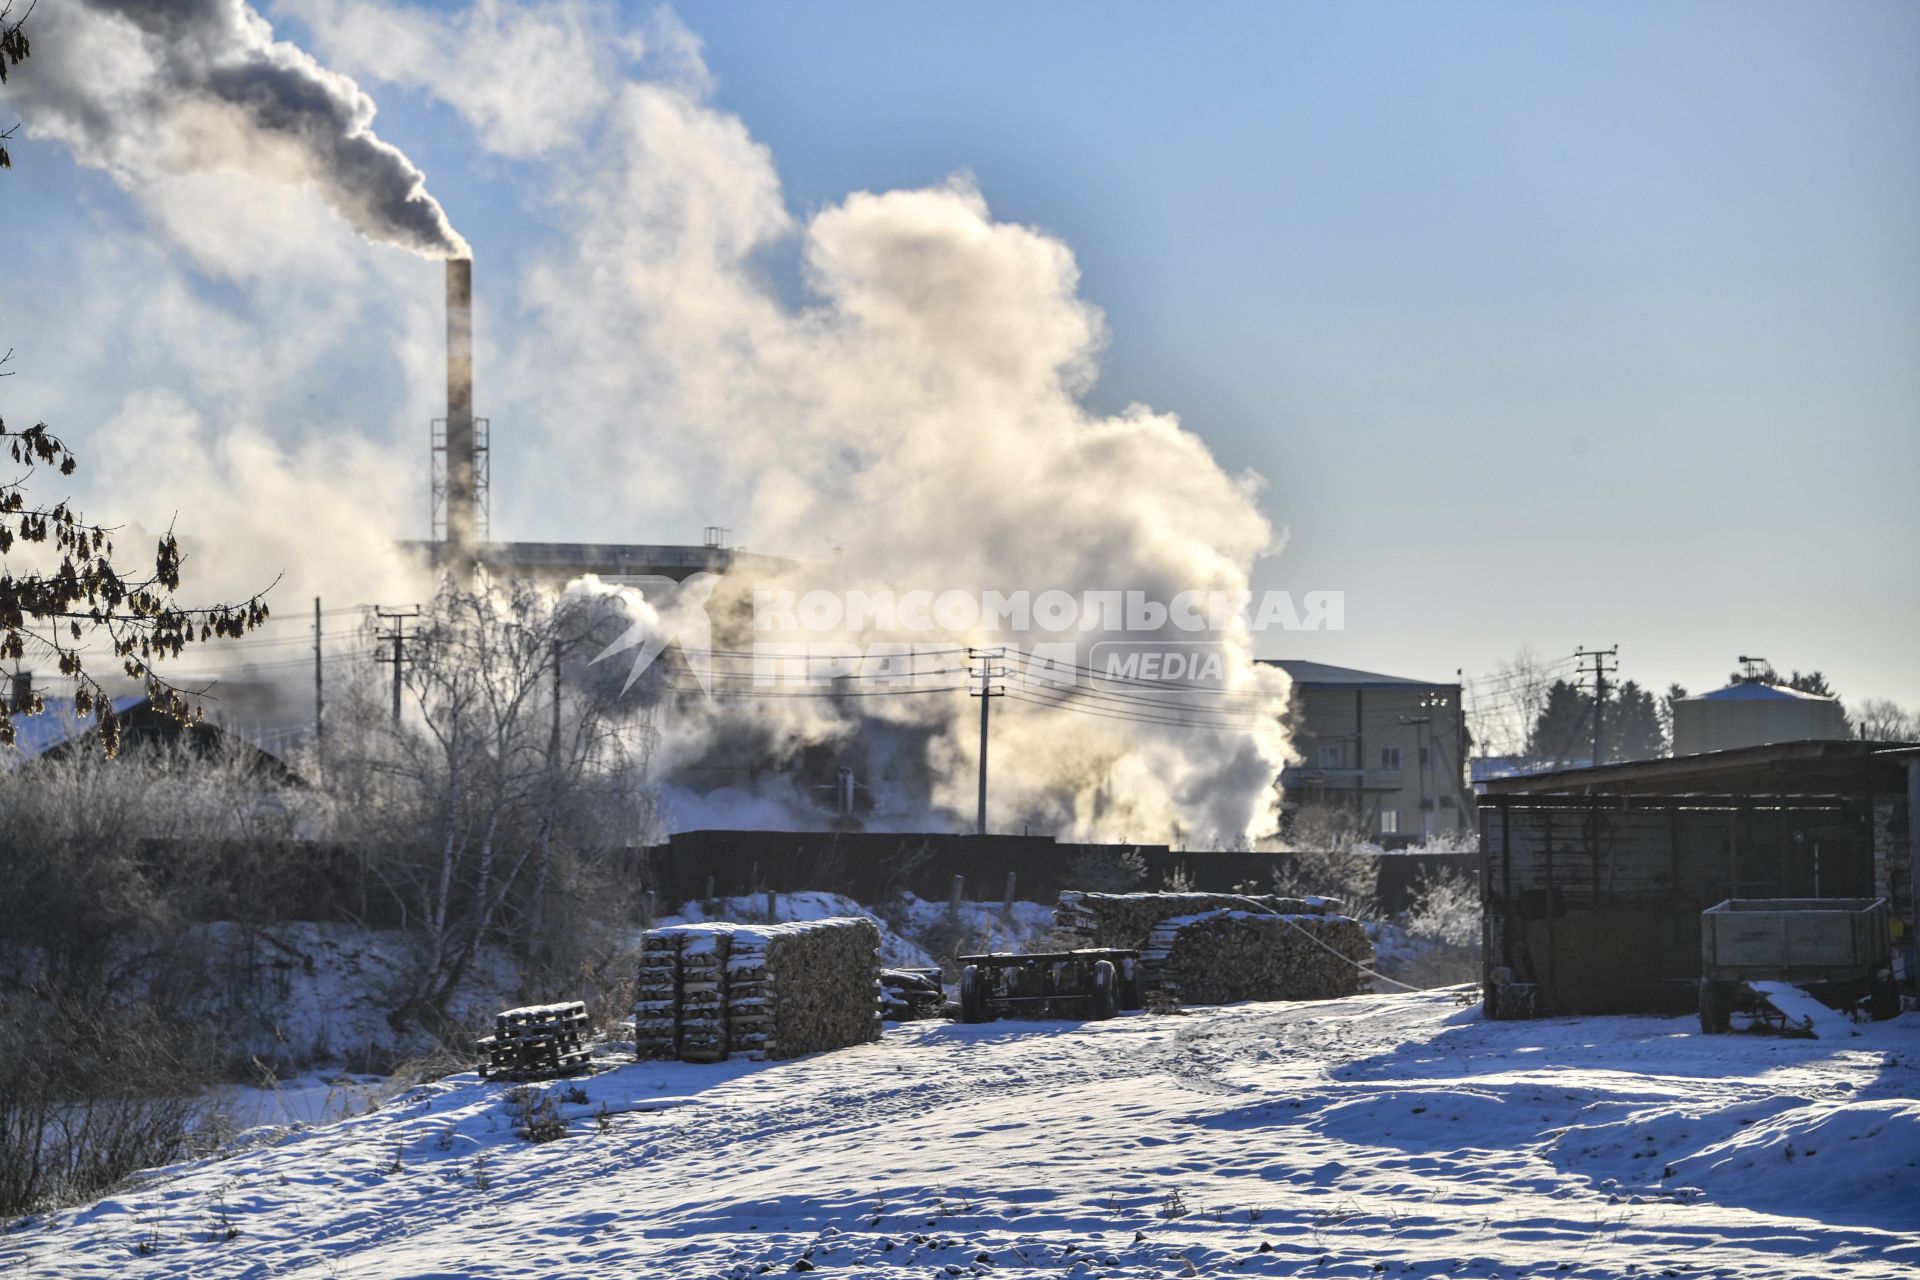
[443,257,478,580]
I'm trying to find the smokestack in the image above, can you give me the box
[444,257,477,580]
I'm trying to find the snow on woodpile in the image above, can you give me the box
[1142,908,1373,1005]
[634,918,882,1062]
[1054,890,1339,951]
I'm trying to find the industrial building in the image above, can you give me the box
[1478,740,1918,1017]
[417,258,784,589]
[1265,660,1472,843]
[1671,675,1850,755]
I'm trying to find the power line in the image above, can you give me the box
[650,682,969,699]
[1006,688,1276,733]
[1000,672,1283,719]
[998,648,1284,699]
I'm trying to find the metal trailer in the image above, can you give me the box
[955,949,1144,1023]
[1698,897,1899,1033]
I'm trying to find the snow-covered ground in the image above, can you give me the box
[6,992,1916,1278]
[171,921,519,1071]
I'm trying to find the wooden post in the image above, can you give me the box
[641,890,656,928]
[703,874,716,902]
[1002,871,1017,916]
[948,874,965,921]
[766,889,778,923]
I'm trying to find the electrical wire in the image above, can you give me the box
[1004,689,1275,733]
[999,648,1287,699]
[650,682,969,700]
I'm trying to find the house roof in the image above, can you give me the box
[6,696,147,760]
[6,696,304,784]
[1260,659,1451,689]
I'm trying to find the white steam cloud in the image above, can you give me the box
[460,15,1293,844]
[14,1,1294,844]
[5,0,466,258]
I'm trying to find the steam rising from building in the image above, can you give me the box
[8,1,1294,844]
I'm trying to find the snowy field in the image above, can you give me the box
[4,991,1917,1279]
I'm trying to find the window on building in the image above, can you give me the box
[1317,745,1343,769]
[1380,746,1401,770]
[1419,746,1431,768]
[1379,809,1399,835]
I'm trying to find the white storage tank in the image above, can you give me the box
[1672,680,1850,755]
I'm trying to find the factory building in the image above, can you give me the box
[415,258,786,588]
[1671,676,1850,756]
[1265,660,1472,844]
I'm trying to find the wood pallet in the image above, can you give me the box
[480,1001,592,1081]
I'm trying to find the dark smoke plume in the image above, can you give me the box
[6,0,465,257]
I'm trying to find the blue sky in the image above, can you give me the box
[667,0,1920,709]
[6,0,1918,717]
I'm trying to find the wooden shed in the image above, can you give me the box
[1478,741,1918,1016]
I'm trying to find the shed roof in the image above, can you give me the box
[1479,739,1917,800]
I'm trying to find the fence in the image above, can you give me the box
[135,832,1477,927]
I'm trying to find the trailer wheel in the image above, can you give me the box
[1868,972,1902,1022]
[1089,960,1119,1020]
[1118,957,1145,1011]
[1698,978,1733,1034]
[959,964,991,1024]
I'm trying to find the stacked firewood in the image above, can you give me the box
[728,918,884,1060]
[678,930,733,1062]
[632,917,882,1062]
[478,1001,591,1081]
[633,931,684,1060]
[1140,909,1372,1006]
[1055,890,1341,952]
[879,968,947,1022]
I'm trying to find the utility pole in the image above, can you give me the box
[1575,645,1619,766]
[375,606,422,723]
[1399,699,1436,840]
[968,647,1006,836]
[312,596,324,749]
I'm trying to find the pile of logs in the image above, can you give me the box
[678,930,733,1062]
[879,968,946,1021]
[478,1001,591,1081]
[1055,890,1342,951]
[1141,909,1373,1005]
[634,917,883,1062]
[634,932,683,1060]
